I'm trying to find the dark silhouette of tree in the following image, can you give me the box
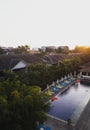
[0,47,3,54]
[14,45,30,54]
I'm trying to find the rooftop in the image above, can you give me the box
[0,54,43,71]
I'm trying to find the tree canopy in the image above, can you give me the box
[0,73,49,130]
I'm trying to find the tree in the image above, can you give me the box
[73,45,88,53]
[0,47,3,54]
[0,73,49,130]
[14,45,30,54]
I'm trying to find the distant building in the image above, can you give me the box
[57,46,69,53]
[1,47,9,54]
[32,47,39,51]
[1,46,14,55]
[29,48,40,54]
[41,46,46,52]
[57,46,68,49]
[41,46,56,52]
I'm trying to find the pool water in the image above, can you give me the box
[47,83,90,124]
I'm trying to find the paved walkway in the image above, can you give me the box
[44,116,75,130]
[44,100,90,130]
[75,100,90,130]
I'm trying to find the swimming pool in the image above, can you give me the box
[47,83,90,124]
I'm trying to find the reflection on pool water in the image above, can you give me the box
[47,83,90,124]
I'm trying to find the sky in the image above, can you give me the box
[0,0,90,49]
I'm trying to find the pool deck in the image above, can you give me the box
[44,100,90,130]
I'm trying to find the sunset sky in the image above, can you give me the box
[0,0,90,49]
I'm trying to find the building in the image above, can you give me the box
[56,46,69,53]
[41,46,56,52]
[80,62,90,84]
[0,54,43,72]
[43,53,75,65]
[80,62,90,77]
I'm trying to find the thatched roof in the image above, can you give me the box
[0,53,83,71]
[0,54,43,71]
[80,62,90,73]
[43,54,75,64]
[81,62,90,67]
[80,67,90,73]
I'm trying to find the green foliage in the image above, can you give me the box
[15,56,83,90]
[0,75,49,130]
[58,56,82,76]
